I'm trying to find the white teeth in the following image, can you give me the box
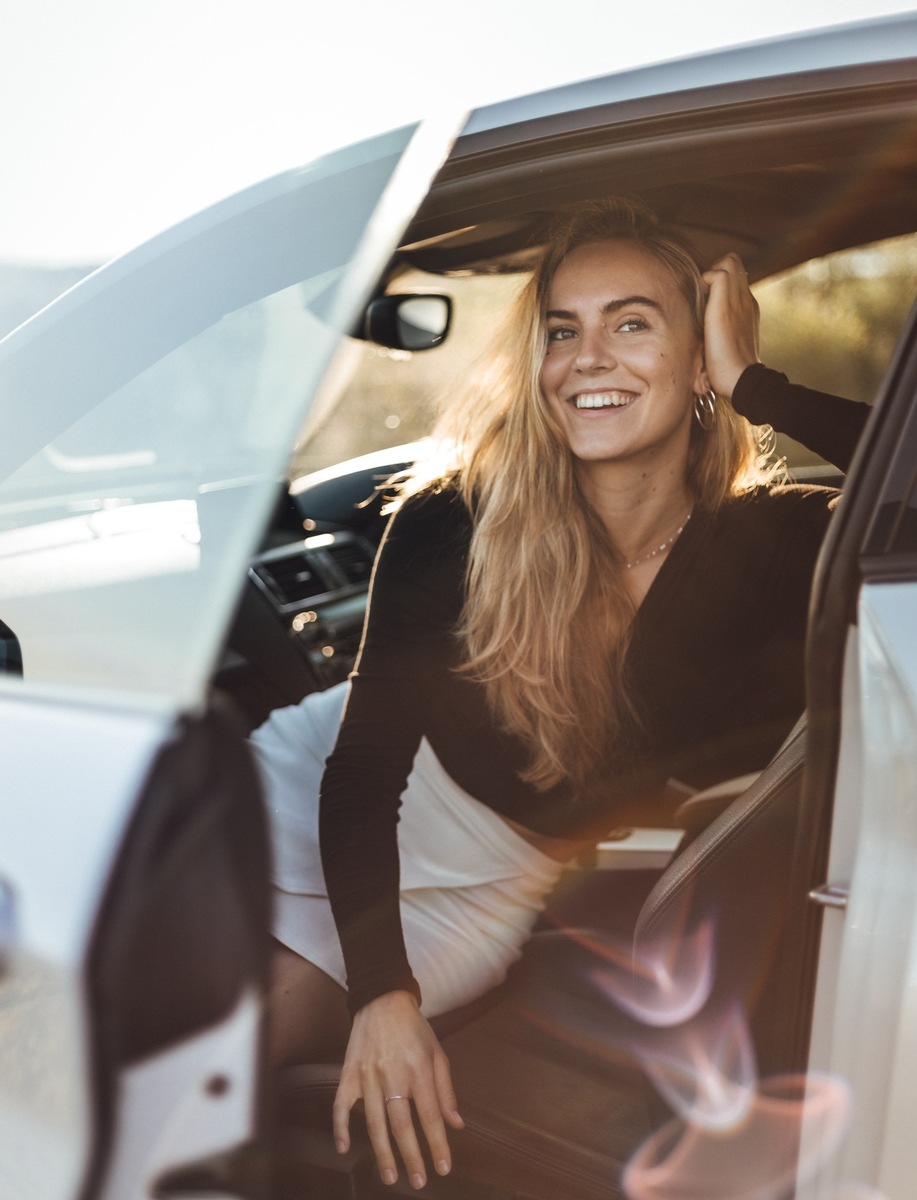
[574,392,632,410]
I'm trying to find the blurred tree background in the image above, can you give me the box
[758,235,917,402]
[757,233,917,467]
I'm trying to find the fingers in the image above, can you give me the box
[333,1003,465,1189]
[703,250,747,284]
[334,1079,455,1189]
[701,252,760,399]
[371,1092,423,1188]
[386,1094,441,1185]
[334,1075,414,1187]
[411,1053,459,1178]
[433,1047,465,1130]
[331,1079,356,1158]
[703,251,754,295]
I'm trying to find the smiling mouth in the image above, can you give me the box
[572,391,635,410]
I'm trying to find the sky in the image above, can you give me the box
[2,0,916,266]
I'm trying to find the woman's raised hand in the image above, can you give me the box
[333,989,465,1190]
[702,253,760,398]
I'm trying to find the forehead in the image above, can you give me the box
[547,239,687,313]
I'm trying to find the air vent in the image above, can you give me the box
[252,552,331,606]
[325,540,373,587]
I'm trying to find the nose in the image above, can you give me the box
[575,323,615,372]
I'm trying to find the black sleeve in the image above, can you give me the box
[318,488,468,1016]
[731,363,870,473]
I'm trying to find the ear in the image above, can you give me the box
[692,354,710,397]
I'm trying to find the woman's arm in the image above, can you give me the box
[703,253,869,472]
[731,364,868,474]
[319,486,468,1011]
[318,485,469,1188]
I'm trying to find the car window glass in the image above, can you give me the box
[0,124,430,703]
[6,280,329,493]
[757,233,917,474]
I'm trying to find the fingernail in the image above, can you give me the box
[436,1159,450,1175]
[411,1173,426,1189]
[335,1139,347,1155]
[453,1110,465,1128]
[382,1168,397,1185]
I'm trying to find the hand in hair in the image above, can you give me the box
[333,989,464,1189]
[702,252,760,398]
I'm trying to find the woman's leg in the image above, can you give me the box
[267,941,351,1067]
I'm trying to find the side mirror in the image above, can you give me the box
[364,293,452,352]
[0,618,22,676]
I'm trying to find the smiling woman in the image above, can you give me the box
[255,196,869,1191]
[541,242,706,472]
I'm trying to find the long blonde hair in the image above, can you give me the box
[402,198,774,791]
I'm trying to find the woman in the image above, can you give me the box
[253,198,867,1190]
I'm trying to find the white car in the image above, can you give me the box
[2,11,917,1200]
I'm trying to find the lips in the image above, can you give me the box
[571,391,636,410]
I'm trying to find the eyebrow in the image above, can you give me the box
[546,295,662,320]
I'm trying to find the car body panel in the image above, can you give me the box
[463,12,917,143]
[94,989,260,1200]
[0,693,171,1200]
[803,582,917,1196]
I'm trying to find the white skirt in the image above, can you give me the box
[249,681,566,1017]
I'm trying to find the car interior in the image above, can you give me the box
[176,64,917,1200]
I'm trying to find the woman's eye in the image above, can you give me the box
[547,326,576,343]
[618,317,648,333]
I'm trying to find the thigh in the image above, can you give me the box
[267,942,351,1067]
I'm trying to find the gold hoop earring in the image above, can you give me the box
[693,389,717,431]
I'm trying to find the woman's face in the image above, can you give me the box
[539,239,706,475]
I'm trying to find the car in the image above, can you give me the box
[2,10,917,1200]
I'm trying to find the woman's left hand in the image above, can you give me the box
[702,253,760,399]
[333,989,463,1190]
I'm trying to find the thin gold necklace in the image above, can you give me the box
[623,509,693,570]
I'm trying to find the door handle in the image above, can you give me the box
[808,882,849,910]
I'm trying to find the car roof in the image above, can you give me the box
[395,11,917,282]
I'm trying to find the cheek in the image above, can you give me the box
[539,354,562,398]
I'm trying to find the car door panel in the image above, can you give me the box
[801,304,917,1197]
[0,691,171,1200]
[0,110,467,1199]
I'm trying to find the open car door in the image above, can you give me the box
[787,296,917,1197]
[0,112,463,1200]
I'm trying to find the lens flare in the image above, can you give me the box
[623,1072,852,1200]
[636,1005,756,1131]
[591,920,715,1027]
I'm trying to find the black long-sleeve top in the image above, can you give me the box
[319,365,870,1015]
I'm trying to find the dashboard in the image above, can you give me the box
[249,527,374,688]
[217,448,417,732]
